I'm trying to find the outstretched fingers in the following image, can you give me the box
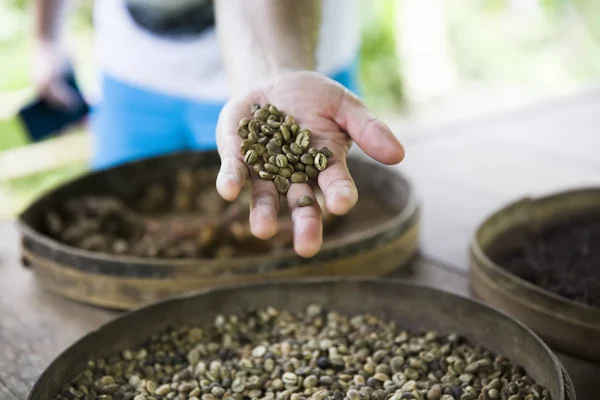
[332,89,405,165]
[216,99,254,201]
[314,142,357,216]
[287,183,322,258]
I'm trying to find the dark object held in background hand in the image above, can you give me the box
[17,70,90,143]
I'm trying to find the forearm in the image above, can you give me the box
[35,0,69,44]
[215,0,321,90]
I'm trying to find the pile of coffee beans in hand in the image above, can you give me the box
[239,104,333,195]
[55,305,550,400]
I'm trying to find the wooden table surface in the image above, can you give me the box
[2,87,600,399]
[396,86,600,270]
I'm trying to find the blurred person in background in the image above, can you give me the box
[34,0,405,257]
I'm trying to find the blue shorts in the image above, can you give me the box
[89,65,360,171]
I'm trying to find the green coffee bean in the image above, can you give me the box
[248,120,260,135]
[264,163,279,174]
[427,386,442,400]
[305,165,318,179]
[240,139,252,155]
[252,143,266,156]
[268,105,280,116]
[291,172,308,184]
[244,150,259,165]
[314,153,327,171]
[269,138,283,147]
[261,124,273,135]
[294,163,305,172]
[278,166,293,178]
[266,144,282,157]
[320,147,333,158]
[300,154,314,165]
[296,196,314,207]
[284,115,295,125]
[276,154,288,168]
[254,108,269,121]
[156,384,171,396]
[268,120,282,129]
[237,127,249,139]
[274,176,290,194]
[273,132,284,143]
[290,143,303,156]
[280,125,291,142]
[286,153,299,164]
[291,124,299,134]
[258,171,275,180]
[295,130,311,149]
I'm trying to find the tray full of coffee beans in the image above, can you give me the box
[28,280,574,400]
[471,187,600,362]
[42,170,334,259]
[18,151,420,309]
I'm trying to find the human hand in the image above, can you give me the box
[216,71,405,258]
[33,40,78,110]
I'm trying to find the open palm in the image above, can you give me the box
[216,71,405,258]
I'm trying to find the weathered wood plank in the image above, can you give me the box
[0,223,117,399]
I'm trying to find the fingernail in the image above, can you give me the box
[251,220,277,239]
[216,172,239,201]
[379,123,405,163]
[328,185,357,215]
[250,207,277,239]
[334,186,357,206]
[295,241,321,258]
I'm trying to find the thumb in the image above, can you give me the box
[332,89,405,165]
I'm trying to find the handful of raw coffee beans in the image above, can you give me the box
[239,104,333,197]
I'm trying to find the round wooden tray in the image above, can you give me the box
[27,279,575,400]
[18,151,420,310]
[470,188,600,362]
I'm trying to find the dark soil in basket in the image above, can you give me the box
[494,217,600,308]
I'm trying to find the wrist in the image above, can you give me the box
[229,59,314,95]
[35,37,63,53]
[34,39,70,71]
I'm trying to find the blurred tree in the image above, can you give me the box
[358,0,405,111]
[7,0,26,9]
[570,0,600,41]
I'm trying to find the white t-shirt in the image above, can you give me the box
[93,0,361,103]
